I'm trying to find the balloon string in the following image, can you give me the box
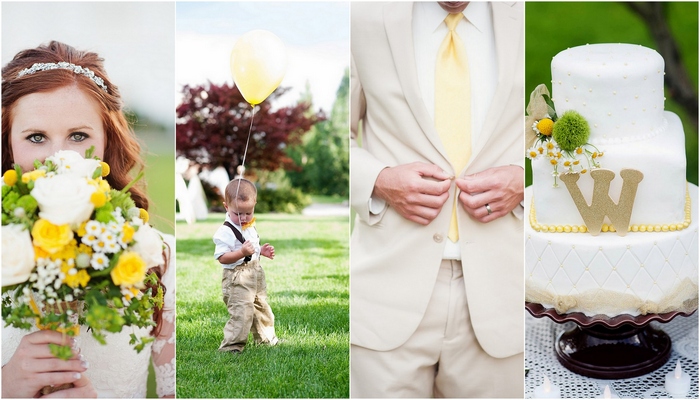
[234,105,257,224]
[240,105,256,174]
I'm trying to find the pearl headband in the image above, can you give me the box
[17,61,108,93]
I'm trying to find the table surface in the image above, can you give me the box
[525,312,699,398]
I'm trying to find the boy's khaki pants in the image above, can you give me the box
[219,260,277,352]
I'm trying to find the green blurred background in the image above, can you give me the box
[525,2,698,186]
[142,129,175,236]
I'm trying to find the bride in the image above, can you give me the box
[1,41,175,398]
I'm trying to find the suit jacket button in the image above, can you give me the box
[433,233,443,243]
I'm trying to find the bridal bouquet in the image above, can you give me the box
[1,148,164,360]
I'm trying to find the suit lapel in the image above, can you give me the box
[383,3,448,169]
[469,2,522,165]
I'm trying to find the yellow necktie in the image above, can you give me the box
[435,12,471,243]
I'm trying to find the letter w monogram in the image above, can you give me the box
[560,169,644,236]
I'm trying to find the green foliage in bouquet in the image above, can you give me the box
[1,148,164,359]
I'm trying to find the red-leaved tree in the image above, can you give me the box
[176,82,324,178]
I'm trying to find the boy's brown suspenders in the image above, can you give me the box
[223,221,252,262]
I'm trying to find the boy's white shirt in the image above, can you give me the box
[213,214,261,269]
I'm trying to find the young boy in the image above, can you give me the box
[213,178,278,353]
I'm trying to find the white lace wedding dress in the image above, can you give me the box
[2,234,176,398]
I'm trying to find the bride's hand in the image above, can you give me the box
[2,330,90,398]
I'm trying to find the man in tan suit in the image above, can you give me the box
[350,2,524,397]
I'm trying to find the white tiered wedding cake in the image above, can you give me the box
[525,43,698,317]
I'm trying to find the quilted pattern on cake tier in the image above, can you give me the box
[526,229,698,303]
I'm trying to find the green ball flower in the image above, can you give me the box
[16,195,38,215]
[2,191,19,213]
[552,110,590,151]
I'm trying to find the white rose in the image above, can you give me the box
[131,224,164,268]
[2,225,35,286]
[46,150,101,179]
[31,174,96,226]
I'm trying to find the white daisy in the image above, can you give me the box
[526,146,541,161]
[85,220,103,236]
[91,252,110,270]
[82,233,99,246]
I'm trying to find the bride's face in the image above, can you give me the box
[10,84,106,172]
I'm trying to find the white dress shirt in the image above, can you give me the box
[213,215,261,268]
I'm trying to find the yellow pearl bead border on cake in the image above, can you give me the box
[529,183,691,233]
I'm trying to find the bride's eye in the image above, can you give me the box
[26,133,46,144]
[70,132,89,142]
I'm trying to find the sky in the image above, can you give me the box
[176,2,350,113]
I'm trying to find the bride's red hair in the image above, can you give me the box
[1,40,148,210]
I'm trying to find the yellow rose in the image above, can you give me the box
[111,252,147,287]
[31,219,74,254]
[34,246,50,261]
[21,169,46,184]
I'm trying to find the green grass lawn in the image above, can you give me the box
[176,213,349,398]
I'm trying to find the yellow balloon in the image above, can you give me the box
[230,30,287,105]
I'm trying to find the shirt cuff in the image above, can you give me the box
[512,201,525,220]
[368,196,387,215]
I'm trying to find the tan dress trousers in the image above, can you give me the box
[351,260,523,398]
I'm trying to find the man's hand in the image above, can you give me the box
[373,162,452,225]
[456,165,523,223]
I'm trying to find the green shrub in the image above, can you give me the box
[256,186,311,214]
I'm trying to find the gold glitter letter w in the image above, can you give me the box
[560,169,644,236]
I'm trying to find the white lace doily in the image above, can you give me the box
[526,313,699,398]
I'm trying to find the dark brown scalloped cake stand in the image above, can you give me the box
[526,302,697,379]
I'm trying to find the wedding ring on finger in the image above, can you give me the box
[485,203,493,215]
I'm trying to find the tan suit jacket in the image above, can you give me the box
[350,1,524,359]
